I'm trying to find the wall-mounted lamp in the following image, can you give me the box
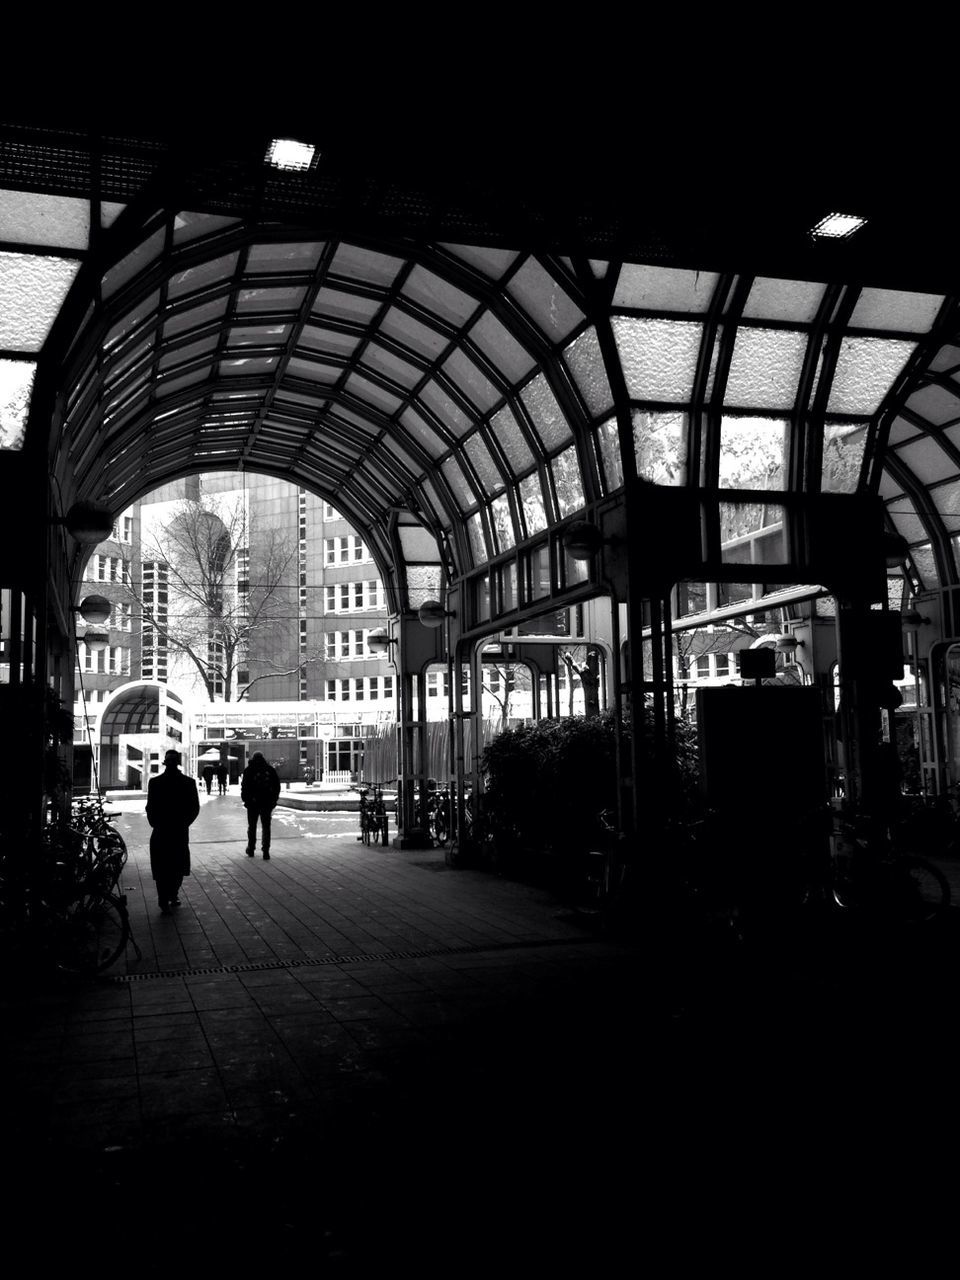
[560,520,604,562]
[417,599,455,629]
[774,633,804,655]
[72,594,112,626]
[81,631,110,653]
[52,500,114,544]
[901,610,931,633]
[366,627,397,654]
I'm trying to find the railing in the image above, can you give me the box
[325,770,353,785]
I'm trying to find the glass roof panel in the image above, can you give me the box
[464,432,504,495]
[163,294,229,338]
[228,323,291,348]
[379,306,450,360]
[167,251,239,299]
[506,258,583,341]
[551,445,585,516]
[420,379,472,437]
[362,343,423,390]
[105,290,160,350]
[911,543,939,588]
[312,287,381,323]
[930,345,960,375]
[719,416,787,488]
[400,406,446,458]
[613,317,702,402]
[442,349,500,412]
[826,337,917,414]
[297,325,359,357]
[724,327,807,410]
[848,288,945,333]
[406,564,444,608]
[382,435,420,477]
[468,310,536,383]
[237,285,306,313]
[904,383,960,426]
[467,512,487,565]
[219,356,279,377]
[632,409,686,485]
[102,228,165,298]
[894,435,957,487]
[0,189,90,249]
[0,358,35,450]
[741,278,827,323]
[440,244,519,278]
[519,473,548,535]
[442,456,475,509]
[328,243,403,287]
[155,366,210,397]
[519,374,573,450]
[345,372,402,415]
[563,326,614,417]
[246,241,324,273]
[402,266,478,327]
[490,494,515,550]
[613,264,718,313]
[821,422,867,493]
[397,525,441,561]
[172,211,241,244]
[489,403,535,472]
[596,417,624,492]
[158,334,218,371]
[929,477,960,533]
[0,251,81,350]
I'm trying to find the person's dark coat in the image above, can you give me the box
[146,767,201,881]
[241,759,281,810]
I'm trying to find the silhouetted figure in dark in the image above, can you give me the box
[146,749,200,914]
[216,763,227,795]
[241,750,281,859]
[202,765,214,795]
[562,648,602,718]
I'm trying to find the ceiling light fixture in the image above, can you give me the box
[265,138,316,171]
[809,211,868,240]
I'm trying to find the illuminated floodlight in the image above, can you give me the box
[265,138,316,171]
[809,211,868,240]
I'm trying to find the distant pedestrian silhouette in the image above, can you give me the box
[146,749,200,914]
[216,763,228,795]
[241,751,281,859]
[202,765,214,795]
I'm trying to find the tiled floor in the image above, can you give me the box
[5,794,960,1271]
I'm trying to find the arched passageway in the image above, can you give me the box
[2,118,960,854]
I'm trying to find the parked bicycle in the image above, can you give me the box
[0,813,140,975]
[803,809,951,926]
[357,784,390,846]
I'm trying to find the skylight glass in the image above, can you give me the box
[265,139,316,171]
[809,212,867,240]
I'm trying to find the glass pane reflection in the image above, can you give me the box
[719,417,787,489]
[821,423,867,493]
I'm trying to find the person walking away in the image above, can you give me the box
[202,765,214,795]
[146,749,200,914]
[241,751,281,859]
[216,762,228,795]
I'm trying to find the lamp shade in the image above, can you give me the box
[775,633,800,654]
[561,519,603,562]
[65,500,113,544]
[82,630,109,653]
[76,594,112,625]
[366,627,392,652]
[883,531,910,569]
[418,599,447,629]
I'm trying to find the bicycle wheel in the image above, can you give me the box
[433,807,449,844]
[55,892,130,974]
[361,815,372,846]
[899,856,951,923]
[379,813,389,845]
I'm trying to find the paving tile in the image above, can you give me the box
[139,1068,230,1120]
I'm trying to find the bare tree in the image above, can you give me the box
[124,493,294,702]
[481,661,531,731]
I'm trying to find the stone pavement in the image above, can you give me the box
[4,791,960,1272]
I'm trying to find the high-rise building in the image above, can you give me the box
[73,472,396,788]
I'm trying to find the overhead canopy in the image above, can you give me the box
[0,120,958,621]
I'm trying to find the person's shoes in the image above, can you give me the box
[262,851,271,860]
[159,901,171,914]
[246,848,255,857]
[170,898,181,907]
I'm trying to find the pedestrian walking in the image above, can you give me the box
[146,749,200,914]
[216,762,228,795]
[241,750,281,859]
[202,765,214,795]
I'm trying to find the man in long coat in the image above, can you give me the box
[146,749,200,913]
